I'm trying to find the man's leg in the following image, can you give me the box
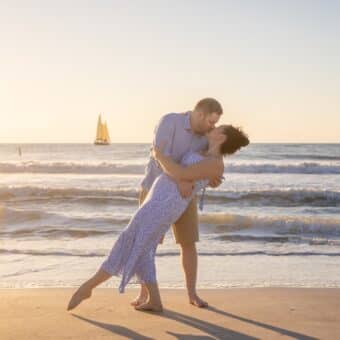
[172,197,208,308]
[179,242,208,307]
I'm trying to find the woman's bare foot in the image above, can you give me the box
[130,295,148,307]
[130,284,149,306]
[67,285,92,311]
[134,301,163,312]
[189,294,208,308]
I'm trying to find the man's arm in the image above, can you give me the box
[153,114,175,157]
[152,144,223,182]
[152,114,194,198]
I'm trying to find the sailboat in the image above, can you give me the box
[94,114,111,145]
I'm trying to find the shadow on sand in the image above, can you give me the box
[71,304,316,340]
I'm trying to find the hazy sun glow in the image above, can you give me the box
[0,1,339,143]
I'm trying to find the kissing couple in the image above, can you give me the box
[68,98,249,312]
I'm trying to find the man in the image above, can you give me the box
[133,97,223,308]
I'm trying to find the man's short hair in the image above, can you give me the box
[194,98,223,115]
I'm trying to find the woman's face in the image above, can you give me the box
[206,125,227,145]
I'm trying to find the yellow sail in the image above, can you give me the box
[103,122,110,143]
[94,114,110,145]
[96,114,103,140]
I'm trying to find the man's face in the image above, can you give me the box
[199,112,221,134]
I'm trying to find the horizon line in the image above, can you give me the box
[1,141,340,145]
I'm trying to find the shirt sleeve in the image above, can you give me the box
[153,114,176,157]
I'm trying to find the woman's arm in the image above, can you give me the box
[152,145,223,182]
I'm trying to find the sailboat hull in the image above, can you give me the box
[94,139,110,145]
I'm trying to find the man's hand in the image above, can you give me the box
[177,179,194,198]
[208,176,222,188]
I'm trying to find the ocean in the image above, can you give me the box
[1,143,339,289]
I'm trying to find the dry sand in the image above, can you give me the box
[1,288,339,339]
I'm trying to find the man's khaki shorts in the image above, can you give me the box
[139,188,199,245]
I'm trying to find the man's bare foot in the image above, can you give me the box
[67,285,92,311]
[134,301,163,313]
[189,294,208,308]
[130,295,148,307]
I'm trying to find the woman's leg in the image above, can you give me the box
[134,245,163,312]
[68,177,182,311]
[135,282,163,312]
[131,188,150,306]
[67,268,111,311]
[67,239,158,311]
[131,246,155,306]
[68,228,133,311]
[130,283,149,306]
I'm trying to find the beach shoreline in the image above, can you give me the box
[1,287,339,339]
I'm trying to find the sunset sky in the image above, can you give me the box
[0,1,339,143]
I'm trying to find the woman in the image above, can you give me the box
[67,125,249,312]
